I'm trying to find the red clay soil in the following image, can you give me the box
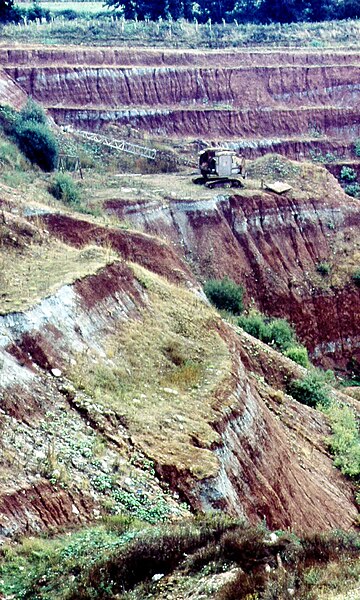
[41,213,197,286]
[4,45,360,159]
[194,192,360,366]
[115,188,360,368]
[0,480,94,537]
[6,64,360,110]
[15,330,64,371]
[74,260,145,310]
[0,384,47,423]
[48,105,360,140]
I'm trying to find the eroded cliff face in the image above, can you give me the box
[0,204,358,537]
[2,45,360,160]
[1,44,359,539]
[6,64,360,110]
[2,46,360,68]
[197,330,357,533]
[0,69,27,109]
[103,168,360,368]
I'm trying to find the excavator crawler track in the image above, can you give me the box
[205,178,244,189]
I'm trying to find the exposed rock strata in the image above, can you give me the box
[104,182,360,367]
[1,212,358,536]
[2,45,360,159]
[0,68,27,109]
[1,46,360,68]
[6,64,360,109]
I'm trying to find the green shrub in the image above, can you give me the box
[284,345,310,368]
[309,149,338,163]
[340,166,357,182]
[264,318,296,351]
[316,262,331,276]
[0,104,17,135]
[237,311,267,339]
[354,139,360,158]
[15,121,58,171]
[352,269,360,287]
[0,0,22,23]
[238,311,297,352]
[203,277,244,315]
[17,98,47,126]
[56,8,78,20]
[25,3,51,23]
[344,182,360,198]
[325,403,360,479]
[287,371,331,408]
[49,173,81,206]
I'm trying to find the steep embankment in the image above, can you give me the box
[0,201,358,537]
[0,69,26,109]
[103,161,360,369]
[2,46,360,160]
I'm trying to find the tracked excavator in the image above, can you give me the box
[192,148,246,189]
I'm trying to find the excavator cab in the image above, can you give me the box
[193,148,245,189]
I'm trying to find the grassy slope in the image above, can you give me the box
[0,235,114,314]
[71,264,231,479]
[2,16,360,48]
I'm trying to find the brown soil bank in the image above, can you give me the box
[6,64,360,109]
[49,105,360,142]
[2,46,360,67]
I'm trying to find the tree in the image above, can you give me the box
[183,0,194,19]
[167,0,189,19]
[105,0,169,19]
[0,0,21,23]
[17,98,47,126]
[258,0,306,22]
[199,0,237,22]
[339,0,360,18]
[15,121,59,171]
[233,0,261,23]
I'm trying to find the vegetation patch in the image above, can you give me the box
[49,172,81,208]
[352,269,360,287]
[337,162,360,199]
[72,265,231,479]
[287,370,332,409]
[324,402,360,481]
[0,230,114,313]
[0,99,59,172]
[204,277,244,315]
[246,153,301,183]
[287,370,359,493]
[238,310,309,367]
[340,166,357,183]
[2,11,360,48]
[316,262,331,276]
[344,182,360,199]
[0,518,358,600]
